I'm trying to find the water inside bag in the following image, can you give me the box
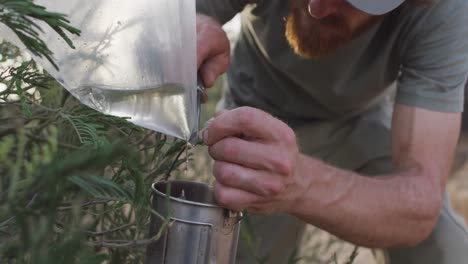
[0,0,199,141]
[72,83,189,137]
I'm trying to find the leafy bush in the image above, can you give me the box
[0,2,187,262]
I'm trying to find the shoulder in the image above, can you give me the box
[392,0,468,113]
[397,0,468,35]
[389,0,468,60]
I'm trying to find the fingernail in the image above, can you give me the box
[201,117,214,144]
[202,128,209,144]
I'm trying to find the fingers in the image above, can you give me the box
[204,107,296,146]
[209,137,293,175]
[199,52,230,88]
[214,181,264,211]
[213,161,286,197]
[204,107,300,215]
[201,110,226,132]
[196,14,230,88]
[196,15,227,69]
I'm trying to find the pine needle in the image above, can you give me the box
[0,0,81,69]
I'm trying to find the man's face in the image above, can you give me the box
[285,0,383,58]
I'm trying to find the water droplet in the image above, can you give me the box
[184,143,190,177]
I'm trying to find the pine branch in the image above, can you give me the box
[88,218,172,249]
[57,199,112,211]
[69,175,133,202]
[82,223,135,237]
[0,53,188,262]
[0,0,81,69]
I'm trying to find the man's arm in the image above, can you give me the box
[204,104,461,248]
[291,104,460,247]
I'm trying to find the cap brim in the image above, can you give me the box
[347,0,405,15]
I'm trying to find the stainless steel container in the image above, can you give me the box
[146,180,242,264]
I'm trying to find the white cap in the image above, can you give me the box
[347,0,406,15]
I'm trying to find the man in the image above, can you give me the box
[196,0,468,263]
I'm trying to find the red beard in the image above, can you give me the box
[285,0,379,58]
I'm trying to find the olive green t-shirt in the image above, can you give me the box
[197,0,468,171]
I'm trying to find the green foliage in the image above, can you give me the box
[0,4,187,261]
[0,72,188,262]
[0,65,188,261]
[69,175,133,202]
[0,0,81,69]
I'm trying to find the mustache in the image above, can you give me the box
[289,0,347,28]
[285,0,352,58]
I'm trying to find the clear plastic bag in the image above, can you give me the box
[0,0,199,142]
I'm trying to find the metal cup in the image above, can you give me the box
[146,180,242,264]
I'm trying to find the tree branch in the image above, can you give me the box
[83,223,135,237]
[57,199,112,211]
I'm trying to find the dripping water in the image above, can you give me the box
[184,142,192,178]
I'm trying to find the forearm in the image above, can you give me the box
[196,0,255,24]
[291,154,444,248]
[203,106,458,248]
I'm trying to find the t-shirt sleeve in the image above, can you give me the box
[196,0,257,24]
[396,0,468,113]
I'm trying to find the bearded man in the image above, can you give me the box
[195,0,468,263]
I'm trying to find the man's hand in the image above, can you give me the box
[203,107,311,214]
[197,14,230,88]
[204,105,461,248]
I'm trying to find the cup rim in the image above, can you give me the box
[151,180,221,208]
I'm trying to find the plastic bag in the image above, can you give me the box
[0,0,199,142]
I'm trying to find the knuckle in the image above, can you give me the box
[236,108,253,127]
[271,155,292,175]
[254,178,281,197]
[216,163,235,185]
[220,139,240,159]
[260,186,275,197]
[219,30,230,47]
[281,127,297,146]
[207,26,229,49]
[206,120,224,145]
[251,178,269,197]
[212,162,223,180]
[209,117,222,133]
[208,22,222,33]
[214,185,228,206]
[219,52,231,73]
[265,181,286,196]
